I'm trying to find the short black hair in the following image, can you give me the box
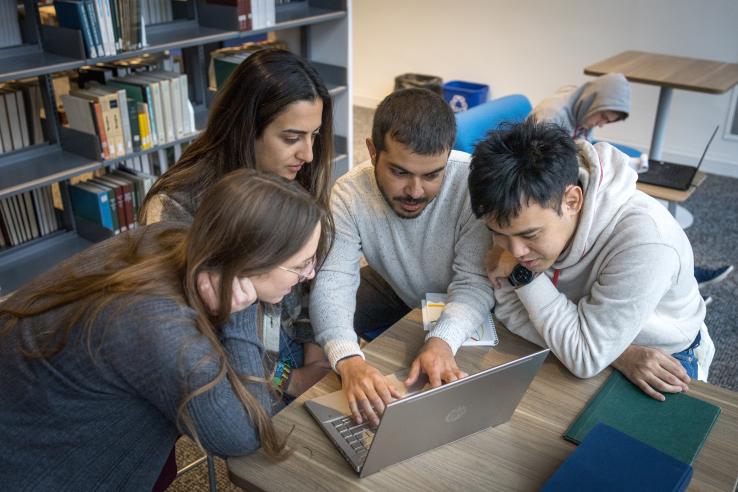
[372,88,456,156]
[469,119,579,227]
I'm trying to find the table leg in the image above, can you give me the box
[650,87,673,161]
[658,199,694,229]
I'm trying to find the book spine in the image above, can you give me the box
[127,98,141,152]
[83,0,104,57]
[90,101,110,159]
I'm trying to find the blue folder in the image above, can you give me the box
[542,423,692,492]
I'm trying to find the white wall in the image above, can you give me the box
[352,0,738,177]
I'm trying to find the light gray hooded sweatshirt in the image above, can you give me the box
[531,73,631,140]
[494,141,714,380]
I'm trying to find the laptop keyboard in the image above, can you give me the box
[331,415,375,457]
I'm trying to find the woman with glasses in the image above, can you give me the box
[0,170,330,489]
[139,48,336,400]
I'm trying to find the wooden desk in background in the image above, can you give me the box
[584,50,738,161]
[227,310,738,491]
[637,171,706,219]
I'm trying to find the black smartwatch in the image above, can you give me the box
[508,264,536,288]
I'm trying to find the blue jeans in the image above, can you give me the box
[671,333,701,378]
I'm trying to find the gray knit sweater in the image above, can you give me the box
[311,151,494,368]
[0,223,272,490]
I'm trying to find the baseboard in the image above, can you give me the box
[353,94,382,109]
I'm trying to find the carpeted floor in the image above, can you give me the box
[168,105,737,490]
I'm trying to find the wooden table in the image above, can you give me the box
[227,310,738,491]
[584,50,738,160]
[637,171,706,223]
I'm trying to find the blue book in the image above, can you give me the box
[69,182,114,232]
[82,0,104,58]
[53,0,97,58]
[542,423,692,492]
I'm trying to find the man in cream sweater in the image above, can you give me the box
[468,119,715,400]
[310,89,493,424]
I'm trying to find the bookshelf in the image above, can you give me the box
[0,0,352,294]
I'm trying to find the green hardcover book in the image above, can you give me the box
[564,370,721,464]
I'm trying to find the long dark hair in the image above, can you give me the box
[1,170,331,459]
[140,49,334,226]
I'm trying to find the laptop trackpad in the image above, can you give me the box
[309,370,431,415]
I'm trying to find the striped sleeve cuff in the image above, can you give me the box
[324,339,365,372]
[427,319,469,355]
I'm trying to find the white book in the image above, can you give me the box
[116,88,133,154]
[147,80,166,144]
[94,0,114,56]
[4,91,24,150]
[157,79,174,142]
[178,74,192,134]
[15,91,30,147]
[149,72,182,139]
[266,0,275,27]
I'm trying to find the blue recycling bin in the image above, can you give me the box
[443,80,490,112]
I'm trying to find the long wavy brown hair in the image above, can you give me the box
[140,48,335,254]
[0,170,331,459]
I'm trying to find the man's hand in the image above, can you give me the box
[485,243,518,289]
[286,359,331,397]
[336,356,402,426]
[405,337,468,389]
[612,345,690,401]
[197,271,257,315]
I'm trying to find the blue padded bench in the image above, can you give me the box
[453,94,641,158]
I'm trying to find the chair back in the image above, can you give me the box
[454,94,532,153]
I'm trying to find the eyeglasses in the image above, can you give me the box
[278,255,317,283]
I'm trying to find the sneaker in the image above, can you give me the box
[695,265,734,289]
[703,295,713,307]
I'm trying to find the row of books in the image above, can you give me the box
[0,0,23,49]
[0,82,45,155]
[53,0,146,58]
[69,167,155,235]
[141,0,174,25]
[206,0,276,31]
[62,70,195,160]
[0,186,60,248]
[209,39,286,89]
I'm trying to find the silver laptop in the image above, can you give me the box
[305,349,549,477]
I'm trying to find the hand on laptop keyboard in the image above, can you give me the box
[406,337,468,388]
[336,356,402,427]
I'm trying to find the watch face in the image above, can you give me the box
[512,265,534,285]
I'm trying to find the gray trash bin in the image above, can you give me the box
[394,73,443,95]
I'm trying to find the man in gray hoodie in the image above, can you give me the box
[468,119,715,400]
[531,73,631,141]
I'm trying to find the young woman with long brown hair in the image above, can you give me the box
[140,48,335,398]
[0,170,329,489]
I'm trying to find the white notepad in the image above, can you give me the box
[421,293,498,346]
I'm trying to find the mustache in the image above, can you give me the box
[394,196,428,205]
